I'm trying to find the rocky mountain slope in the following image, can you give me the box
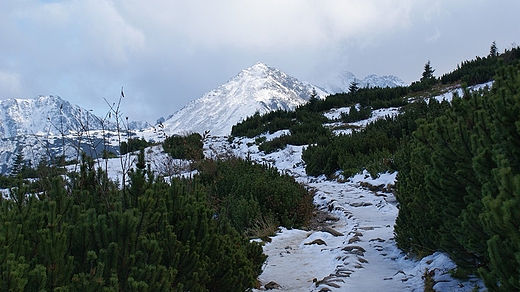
[0,95,105,139]
[323,71,407,93]
[160,63,327,137]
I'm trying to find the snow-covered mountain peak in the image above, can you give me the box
[240,62,270,77]
[323,71,407,93]
[0,94,124,141]
[362,74,407,89]
[224,62,301,101]
[161,63,327,137]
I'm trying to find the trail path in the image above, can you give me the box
[254,173,417,292]
[205,136,484,292]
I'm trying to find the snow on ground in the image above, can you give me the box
[324,107,400,136]
[428,81,493,103]
[350,107,400,128]
[54,125,485,291]
[206,134,485,291]
[323,107,352,120]
[64,144,197,187]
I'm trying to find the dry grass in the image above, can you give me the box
[245,214,279,241]
[423,268,437,292]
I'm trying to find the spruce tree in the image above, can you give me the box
[11,149,25,177]
[420,60,436,85]
[489,41,498,57]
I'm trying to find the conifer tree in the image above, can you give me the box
[420,60,436,84]
[348,81,359,94]
[489,41,498,57]
[476,64,520,290]
[310,87,318,100]
[11,148,25,177]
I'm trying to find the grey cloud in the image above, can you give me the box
[0,0,518,124]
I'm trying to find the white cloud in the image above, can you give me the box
[5,0,145,67]
[77,0,146,66]
[113,0,417,52]
[0,0,519,123]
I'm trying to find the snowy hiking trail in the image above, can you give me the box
[254,174,418,291]
[203,136,485,292]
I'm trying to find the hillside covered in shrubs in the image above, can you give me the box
[0,141,314,290]
[231,44,520,290]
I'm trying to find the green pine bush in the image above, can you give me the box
[0,153,265,291]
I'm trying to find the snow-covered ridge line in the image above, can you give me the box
[0,95,151,140]
[322,71,407,94]
[160,62,327,137]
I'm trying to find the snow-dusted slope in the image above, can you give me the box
[323,71,407,93]
[0,95,151,139]
[161,63,327,137]
[0,95,145,173]
[0,95,106,138]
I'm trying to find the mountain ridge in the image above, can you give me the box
[160,62,328,137]
[0,95,98,139]
[322,71,407,93]
[0,95,151,140]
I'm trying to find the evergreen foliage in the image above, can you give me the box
[10,149,26,177]
[196,157,314,233]
[318,86,409,111]
[421,60,436,83]
[440,44,520,86]
[232,85,409,155]
[0,158,66,189]
[120,137,153,155]
[489,41,498,57]
[0,153,266,291]
[409,60,438,92]
[340,105,372,123]
[163,133,203,160]
[395,62,520,290]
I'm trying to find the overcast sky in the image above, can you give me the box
[1,0,518,124]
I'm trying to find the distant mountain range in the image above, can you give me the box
[0,95,150,139]
[0,95,150,173]
[0,95,102,139]
[0,63,404,173]
[322,71,407,94]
